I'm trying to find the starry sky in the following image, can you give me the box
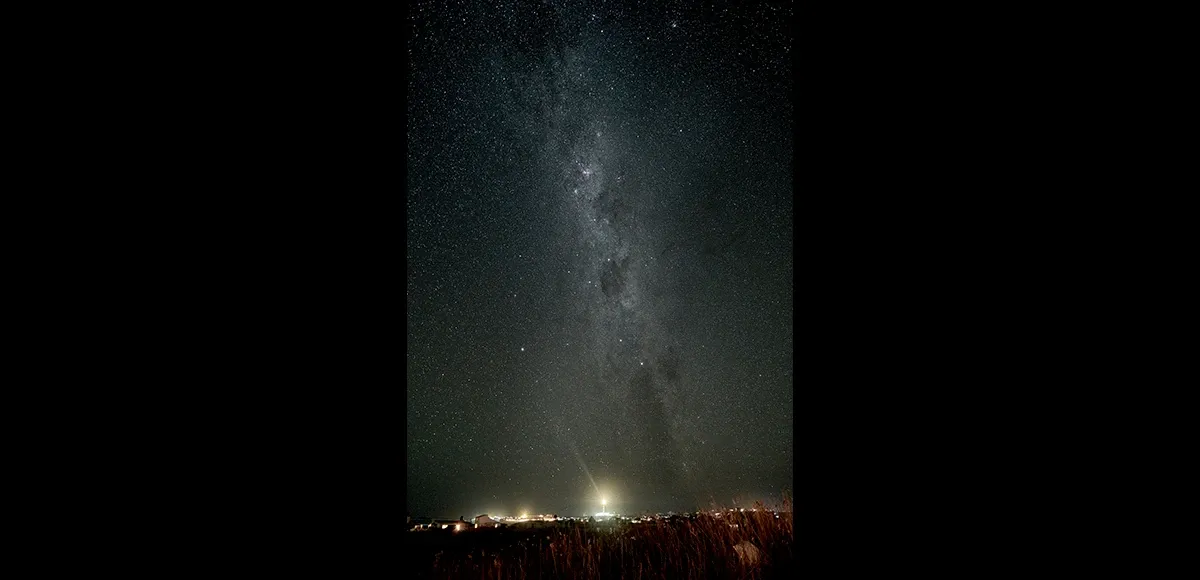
[407,0,792,519]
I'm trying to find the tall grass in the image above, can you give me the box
[410,495,794,579]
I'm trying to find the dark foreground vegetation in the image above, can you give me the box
[406,502,794,579]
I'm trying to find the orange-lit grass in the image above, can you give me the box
[415,496,794,579]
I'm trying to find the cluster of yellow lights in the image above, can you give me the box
[489,513,565,522]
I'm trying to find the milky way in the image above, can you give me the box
[408,0,793,518]
[531,35,694,507]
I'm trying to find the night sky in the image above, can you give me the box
[407,0,792,519]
